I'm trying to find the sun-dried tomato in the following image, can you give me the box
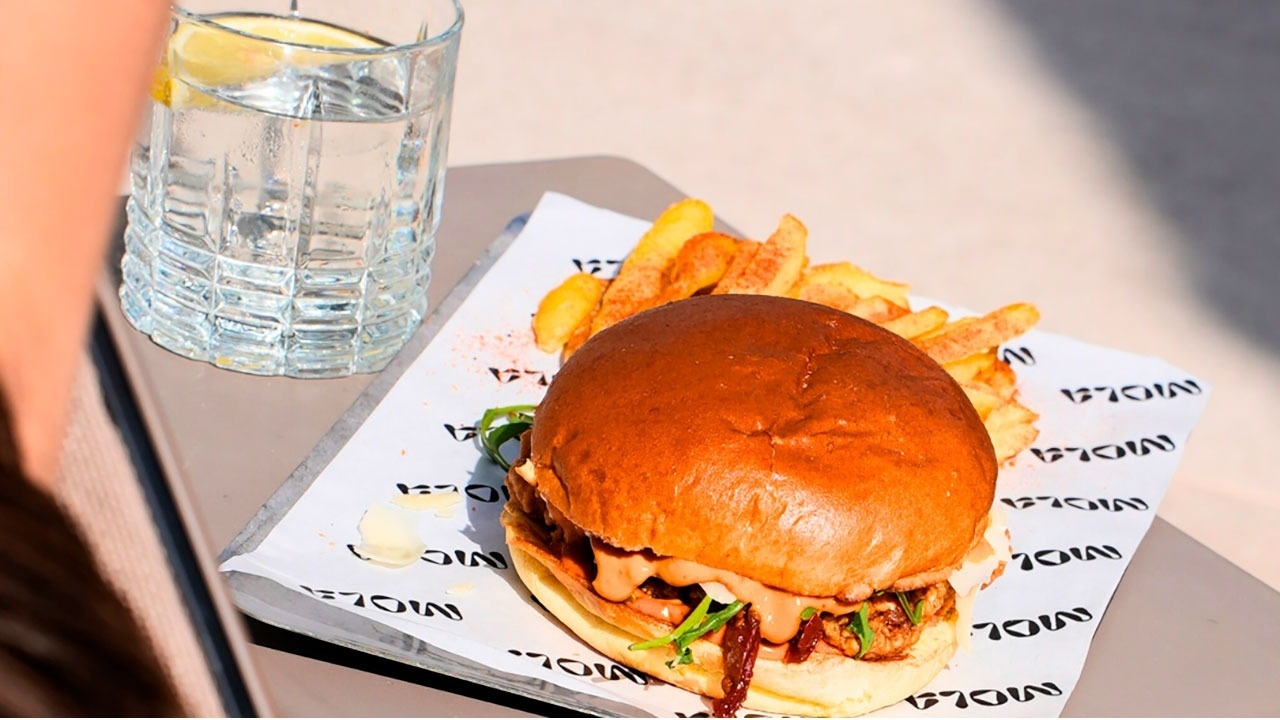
[713,605,761,718]
[785,613,823,663]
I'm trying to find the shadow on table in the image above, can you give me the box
[996,0,1280,355]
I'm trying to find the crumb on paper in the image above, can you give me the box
[400,448,407,456]
[354,504,426,569]
[446,582,476,596]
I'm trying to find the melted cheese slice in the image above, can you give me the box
[947,507,1012,651]
[947,507,1012,598]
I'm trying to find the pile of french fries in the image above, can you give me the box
[532,199,1041,464]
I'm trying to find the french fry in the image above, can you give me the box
[590,198,714,335]
[657,232,739,304]
[880,306,949,340]
[793,262,910,308]
[561,308,596,361]
[942,349,997,385]
[794,283,859,312]
[913,316,975,343]
[532,273,608,352]
[984,400,1040,465]
[960,383,1004,421]
[710,240,761,294]
[786,279,909,323]
[915,303,1041,365]
[715,214,807,296]
[976,358,1019,401]
[847,296,909,324]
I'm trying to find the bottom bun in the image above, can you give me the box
[510,546,961,717]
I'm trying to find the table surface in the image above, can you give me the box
[101,156,1280,717]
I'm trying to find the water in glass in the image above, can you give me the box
[121,13,457,377]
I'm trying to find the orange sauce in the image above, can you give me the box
[592,539,863,644]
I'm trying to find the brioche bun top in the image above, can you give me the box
[527,294,997,600]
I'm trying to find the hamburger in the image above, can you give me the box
[501,294,1011,717]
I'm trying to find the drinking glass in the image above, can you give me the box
[120,0,463,377]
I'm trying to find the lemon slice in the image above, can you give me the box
[153,14,383,109]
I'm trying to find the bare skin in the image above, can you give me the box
[0,1,168,487]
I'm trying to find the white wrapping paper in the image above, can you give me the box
[221,192,1211,717]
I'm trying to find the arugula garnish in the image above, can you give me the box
[847,602,874,659]
[629,595,747,667]
[478,404,536,470]
[800,606,818,621]
[895,591,924,625]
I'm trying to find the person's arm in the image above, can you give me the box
[0,0,169,488]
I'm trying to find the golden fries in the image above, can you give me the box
[532,273,608,353]
[792,262,910,309]
[711,240,761,294]
[976,357,1019,401]
[984,401,1041,465]
[914,303,1041,365]
[847,296,909,324]
[880,306,949,340]
[561,310,595,361]
[590,198,714,335]
[941,349,996,385]
[657,232,739,304]
[529,198,1043,464]
[960,383,1004,421]
[793,283,858,312]
[715,214,807,296]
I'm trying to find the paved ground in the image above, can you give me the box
[447,0,1280,591]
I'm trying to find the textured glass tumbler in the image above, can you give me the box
[120,0,463,377]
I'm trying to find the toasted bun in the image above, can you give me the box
[527,295,997,599]
[506,533,961,717]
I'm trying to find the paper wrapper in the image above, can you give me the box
[221,192,1211,717]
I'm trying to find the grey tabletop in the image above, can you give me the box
[101,156,1280,717]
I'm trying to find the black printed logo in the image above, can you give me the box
[1011,545,1122,571]
[507,649,648,685]
[1000,346,1036,366]
[906,682,1062,710]
[347,545,509,570]
[973,607,1093,641]
[1060,379,1202,404]
[488,367,549,386]
[571,258,622,275]
[443,423,478,441]
[1000,496,1149,512]
[1030,434,1175,463]
[396,482,511,504]
[298,585,462,621]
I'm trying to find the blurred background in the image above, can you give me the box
[447,0,1280,590]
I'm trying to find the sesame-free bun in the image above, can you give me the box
[505,536,961,717]
[526,295,997,600]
